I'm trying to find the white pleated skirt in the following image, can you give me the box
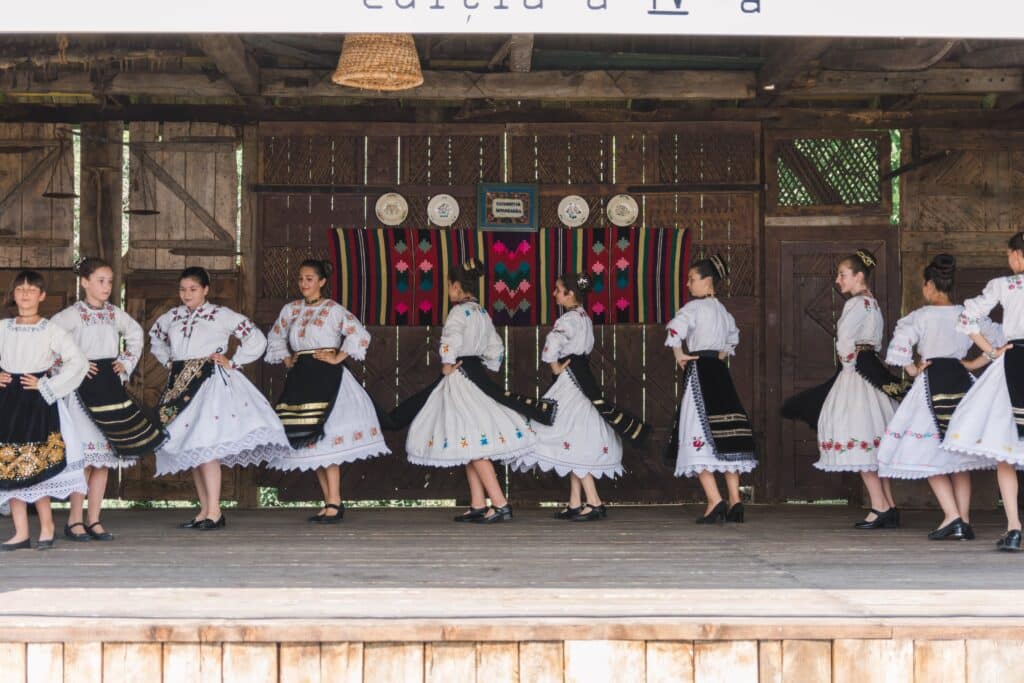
[61,393,138,469]
[512,371,623,479]
[406,371,536,468]
[155,368,290,476]
[268,370,391,471]
[815,366,897,472]
[943,356,1024,466]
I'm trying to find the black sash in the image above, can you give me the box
[665,352,756,465]
[275,351,344,448]
[922,357,973,439]
[0,376,67,490]
[381,356,558,430]
[1005,340,1024,438]
[560,354,650,445]
[782,349,907,430]
[157,359,215,427]
[77,358,166,457]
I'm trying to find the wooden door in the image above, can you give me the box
[764,226,899,502]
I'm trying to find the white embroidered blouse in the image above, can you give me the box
[51,301,144,382]
[439,300,504,372]
[886,305,1004,367]
[664,297,739,356]
[264,299,371,364]
[958,274,1024,341]
[541,307,594,363]
[149,303,266,367]
[832,294,885,366]
[0,318,88,405]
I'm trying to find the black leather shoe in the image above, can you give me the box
[555,505,582,520]
[313,503,344,525]
[196,515,226,530]
[0,539,30,551]
[928,518,970,541]
[571,505,602,522]
[594,504,608,518]
[473,505,513,524]
[454,507,488,522]
[179,518,203,529]
[696,500,727,525]
[86,522,114,541]
[36,538,55,551]
[962,522,977,540]
[726,503,745,523]
[64,522,91,542]
[854,508,892,529]
[888,507,901,528]
[998,529,1023,552]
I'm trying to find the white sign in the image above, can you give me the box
[4,0,1024,38]
[492,198,526,219]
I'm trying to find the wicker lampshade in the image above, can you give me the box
[331,34,424,92]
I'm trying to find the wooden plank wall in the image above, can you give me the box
[253,122,763,504]
[2,637,1021,682]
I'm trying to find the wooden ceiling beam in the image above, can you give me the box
[195,35,260,97]
[757,38,833,94]
[960,44,1024,68]
[791,68,1024,96]
[821,40,957,72]
[509,34,534,73]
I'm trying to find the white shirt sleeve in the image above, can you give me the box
[885,310,918,367]
[979,316,1007,349]
[337,305,371,361]
[724,309,740,357]
[439,306,466,365]
[836,297,868,366]
[37,325,88,405]
[116,308,144,380]
[225,309,267,368]
[665,306,693,349]
[958,278,1001,336]
[542,313,574,363]
[482,322,504,372]
[149,310,174,368]
[264,303,295,365]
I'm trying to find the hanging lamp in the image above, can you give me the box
[331,34,424,92]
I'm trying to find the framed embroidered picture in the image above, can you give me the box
[477,183,539,232]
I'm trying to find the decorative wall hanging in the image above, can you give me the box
[328,226,690,327]
[427,194,460,227]
[374,192,409,226]
[606,194,639,227]
[557,195,590,228]
[477,183,539,232]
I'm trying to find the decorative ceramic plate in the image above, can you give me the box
[557,195,590,228]
[375,192,409,226]
[427,193,460,227]
[606,194,639,227]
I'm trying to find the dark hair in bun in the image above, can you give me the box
[179,266,211,289]
[923,254,956,294]
[299,259,333,298]
[842,248,877,279]
[1009,232,1024,253]
[73,256,112,280]
[449,257,485,298]
[558,272,592,304]
[690,254,728,287]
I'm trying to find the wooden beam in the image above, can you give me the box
[196,35,260,96]
[0,145,61,217]
[821,41,957,72]
[791,68,1024,96]
[262,68,755,101]
[960,44,1024,68]
[509,35,534,73]
[758,39,833,93]
[0,70,237,98]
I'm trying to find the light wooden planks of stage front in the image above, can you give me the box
[2,507,1024,682]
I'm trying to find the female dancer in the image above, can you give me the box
[265,260,390,523]
[51,257,166,542]
[877,255,1002,540]
[150,267,290,530]
[665,256,757,524]
[783,250,903,529]
[944,232,1024,552]
[0,270,88,550]
[514,273,649,522]
[396,258,556,523]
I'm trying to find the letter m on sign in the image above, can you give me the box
[649,0,688,15]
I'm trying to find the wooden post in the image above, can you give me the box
[80,121,124,304]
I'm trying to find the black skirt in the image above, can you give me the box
[274,351,344,449]
[157,359,216,427]
[922,357,973,439]
[665,352,756,465]
[560,354,650,445]
[77,358,166,457]
[382,355,558,430]
[1004,340,1024,438]
[782,350,908,430]
[0,376,67,490]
